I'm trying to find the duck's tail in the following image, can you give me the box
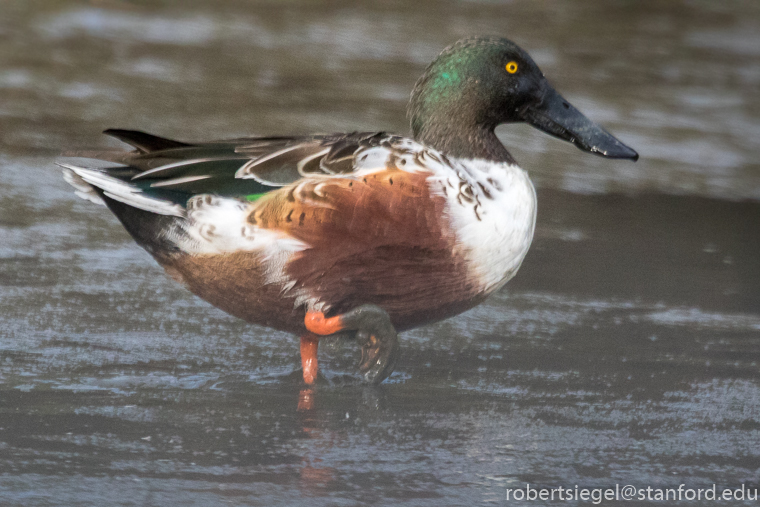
[59,162,185,217]
[58,162,188,260]
[59,129,311,263]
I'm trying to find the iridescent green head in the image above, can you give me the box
[407,36,638,162]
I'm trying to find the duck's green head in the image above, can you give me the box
[408,36,638,162]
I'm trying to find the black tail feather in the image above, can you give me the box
[103,129,191,153]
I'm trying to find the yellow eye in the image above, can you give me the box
[506,61,518,74]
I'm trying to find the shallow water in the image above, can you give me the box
[1,1,759,506]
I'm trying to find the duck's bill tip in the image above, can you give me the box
[589,140,639,162]
[522,86,639,162]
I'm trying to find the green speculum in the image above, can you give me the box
[245,192,269,202]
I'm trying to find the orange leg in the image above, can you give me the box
[301,311,344,385]
[305,311,344,335]
[300,334,320,385]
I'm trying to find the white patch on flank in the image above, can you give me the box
[181,194,305,255]
[179,194,308,299]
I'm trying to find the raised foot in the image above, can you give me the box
[305,304,400,384]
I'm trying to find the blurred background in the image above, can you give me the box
[0,1,758,505]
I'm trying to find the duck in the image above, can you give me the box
[60,36,638,385]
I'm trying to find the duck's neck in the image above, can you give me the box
[409,92,517,164]
[414,121,516,164]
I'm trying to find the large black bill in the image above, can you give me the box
[522,86,639,161]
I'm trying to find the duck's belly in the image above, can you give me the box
[167,245,483,334]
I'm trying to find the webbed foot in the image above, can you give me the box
[304,304,400,384]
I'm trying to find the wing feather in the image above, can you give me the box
[62,130,411,212]
[235,143,326,184]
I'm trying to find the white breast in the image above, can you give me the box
[427,158,537,293]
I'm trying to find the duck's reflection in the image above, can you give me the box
[295,384,387,494]
[296,387,336,495]
[297,387,315,412]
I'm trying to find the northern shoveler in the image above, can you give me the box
[60,37,637,385]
